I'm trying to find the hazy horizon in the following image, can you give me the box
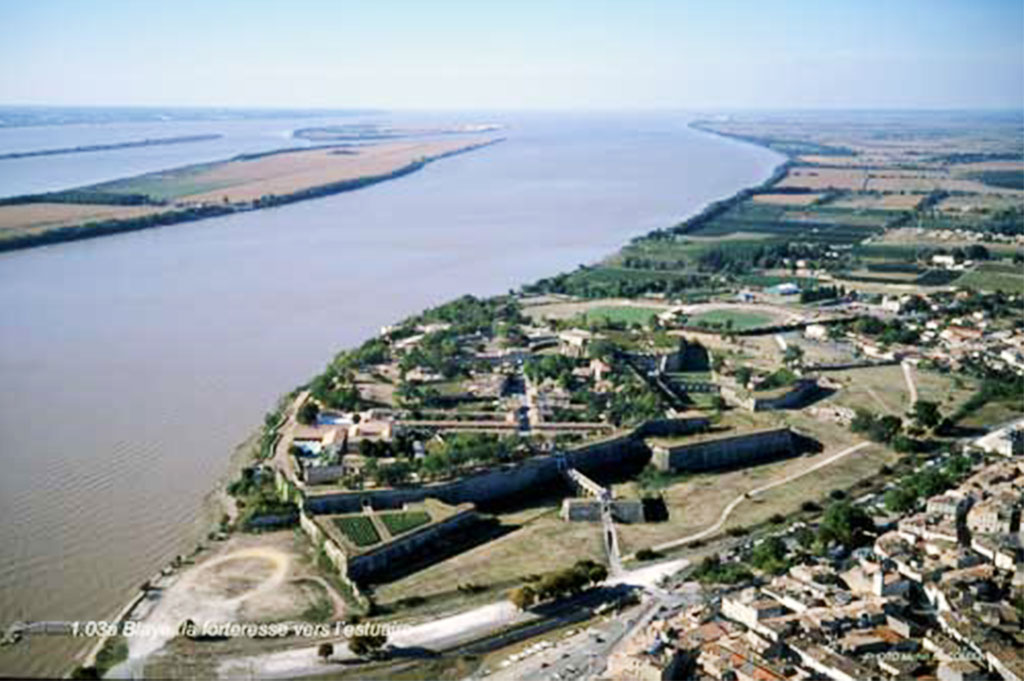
[2,0,1021,111]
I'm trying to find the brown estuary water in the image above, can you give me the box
[0,111,781,676]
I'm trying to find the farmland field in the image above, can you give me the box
[0,203,168,240]
[682,199,888,245]
[955,263,1024,294]
[90,138,494,204]
[380,511,431,536]
[333,515,382,547]
[751,193,824,206]
[777,167,868,191]
[829,193,923,210]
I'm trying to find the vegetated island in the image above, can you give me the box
[0,134,224,161]
[293,122,503,142]
[0,136,503,252]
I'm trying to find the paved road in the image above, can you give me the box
[649,441,872,555]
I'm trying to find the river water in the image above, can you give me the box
[0,111,781,677]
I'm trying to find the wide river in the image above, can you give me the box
[0,111,780,676]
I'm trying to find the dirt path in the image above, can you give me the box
[902,361,918,405]
[864,385,896,414]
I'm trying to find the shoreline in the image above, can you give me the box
[0,137,505,254]
[59,121,785,678]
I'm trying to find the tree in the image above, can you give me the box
[884,486,918,513]
[783,345,804,366]
[750,536,789,574]
[817,501,874,548]
[855,317,886,336]
[318,642,334,663]
[912,401,942,430]
[509,585,537,611]
[348,632,388,658]
[297,401,320,426]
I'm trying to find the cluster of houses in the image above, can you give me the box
[605,449,1024,681]
[814,289,1024,373]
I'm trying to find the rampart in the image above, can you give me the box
[299,502,478,587]
[300,417,708,514]
[651,427,796,473]
[560,498,645,523]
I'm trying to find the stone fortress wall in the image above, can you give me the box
[651,427,796,473]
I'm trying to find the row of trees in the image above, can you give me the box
[508,559,609,610]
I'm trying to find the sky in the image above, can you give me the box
[0,0,1021,110]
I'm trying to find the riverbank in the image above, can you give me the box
[0,136,503,253]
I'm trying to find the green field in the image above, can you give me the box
[380,511,431,536]
[581,306,659,326]
[687,309,776,331]
[89,163,232,202]
[680,201,889,244]
[333,515,381,547]
[955,264,1024,294]
[737,274,818,288]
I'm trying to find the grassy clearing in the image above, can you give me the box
[957,400,1024,430]
[913,370,982,416]
[373,507,605,607]
[580,305,659,326]
[688,309,776,331]
[723,444,895,532]
[821,365,912,416]
[615,435,889,555]
[380,511,431,536]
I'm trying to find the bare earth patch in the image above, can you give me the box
[751,193,824,206]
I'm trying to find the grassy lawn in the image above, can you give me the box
[956,398,1024,431]
[91,164,232,201]
[913,370,981,417]
[615,431,891,555]
[580,305,659,326]
[380,511,431,536]
[333,515,381,547]
[821,365,912,416]
[725,444,895,531]
[688,309,776,331]
[373,507,605,607]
